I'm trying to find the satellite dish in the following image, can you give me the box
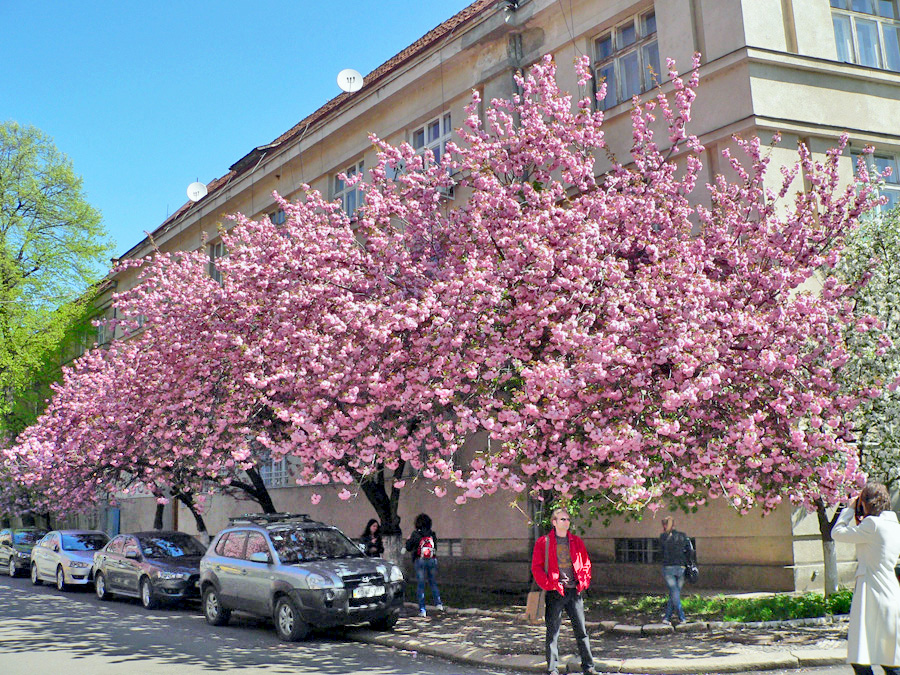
[337,68,364,93]
[187,181,208,202]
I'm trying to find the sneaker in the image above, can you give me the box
[661,618,672,625]
[435,603,444,611]
[418,608,427,617]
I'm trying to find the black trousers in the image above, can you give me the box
[545,587,593,673]
[852,665,900,675]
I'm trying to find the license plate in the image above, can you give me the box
[352,584,385,599]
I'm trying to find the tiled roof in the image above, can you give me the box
[128,0,496,259]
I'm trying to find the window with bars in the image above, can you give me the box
[614,537,661,563]
[593,9,660,111]
[832,0,900,71]
[333,160,365,216]
[412,112,452,165]
[208,241,225,284]
[259,458,289,488]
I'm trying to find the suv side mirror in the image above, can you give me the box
[248,551,271,564]
[125,550,140,560]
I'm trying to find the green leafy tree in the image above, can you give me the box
[835,208,900,483]
[0,120,112,439]
[813,203,900,595]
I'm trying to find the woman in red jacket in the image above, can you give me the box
[531,507,598,675]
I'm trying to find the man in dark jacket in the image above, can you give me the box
[659,516,693,624]
[531,507,597,675]
[405,513,442,617]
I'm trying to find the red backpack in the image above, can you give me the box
[417,534,435,559]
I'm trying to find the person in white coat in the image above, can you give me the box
[832,482,900,675]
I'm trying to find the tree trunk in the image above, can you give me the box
[359,462,405,564]
[815,498,841,597]
[228,468,278,514]
[153,502,165,530]
[175,492,209,544]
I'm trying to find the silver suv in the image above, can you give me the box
[199,513,404,641]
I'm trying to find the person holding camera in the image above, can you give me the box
[832,482,900,675]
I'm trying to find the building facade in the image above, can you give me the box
[97,0,900,592]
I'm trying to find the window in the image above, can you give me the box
[107,537,124,555]
[269,208,286,225]
[614,537,660,563]
[333,160,365,216]
[259,458,289,487]
[853,151,900,211]
[831,0,900,71]
[245,533,270,558]
[208,241,225,284]
[216,531,248,558]
[412,112,452,165]
[593,9,660,110]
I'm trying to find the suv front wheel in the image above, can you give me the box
[369,610,400,631]
[274,596,309,642]
[203,586,231,626]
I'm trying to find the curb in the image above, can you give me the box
[348,629,847,674]
[352,605,848,674]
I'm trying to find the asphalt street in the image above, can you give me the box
[0,574,503,675]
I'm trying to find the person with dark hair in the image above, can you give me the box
[659,515,694,625]
[361,518,383,558]
[833,482,900,675]
[405,513,442,617]
[531,507,597,675]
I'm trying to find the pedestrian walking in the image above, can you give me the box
[361,518,384,558]
[531,507,597,675]
[405,513,442,617]
[832,482,900,675]
[659,516,694,624]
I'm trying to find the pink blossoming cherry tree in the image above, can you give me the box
[4,56,883,559]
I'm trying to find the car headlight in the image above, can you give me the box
[68,561,90,569]
[306,572,337,590]
[388,565,404,582]
[157,571,188,580]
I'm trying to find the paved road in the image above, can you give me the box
[0,575,502,675]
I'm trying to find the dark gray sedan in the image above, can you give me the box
[92,530,205,609]
[0,528,47,577]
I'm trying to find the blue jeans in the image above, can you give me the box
[663,564,686,622]
[414,558,441,611]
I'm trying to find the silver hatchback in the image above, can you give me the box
[199,513,404,641]
[31,530,109,590]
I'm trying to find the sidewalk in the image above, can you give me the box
[345,602,849,674]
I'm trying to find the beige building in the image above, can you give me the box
[95,0,900,592]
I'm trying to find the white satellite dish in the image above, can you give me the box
[187,181,208,202]
[337,68,363,93]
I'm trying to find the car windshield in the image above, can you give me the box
[137,533,205,558]
[61,533,108,551]
[269,526,363,563]
[14,531,46,545]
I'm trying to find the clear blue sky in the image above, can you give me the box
[2,1,474,258]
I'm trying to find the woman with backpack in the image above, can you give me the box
[405,513,442,617]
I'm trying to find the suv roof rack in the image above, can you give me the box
[228,513,314,525]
